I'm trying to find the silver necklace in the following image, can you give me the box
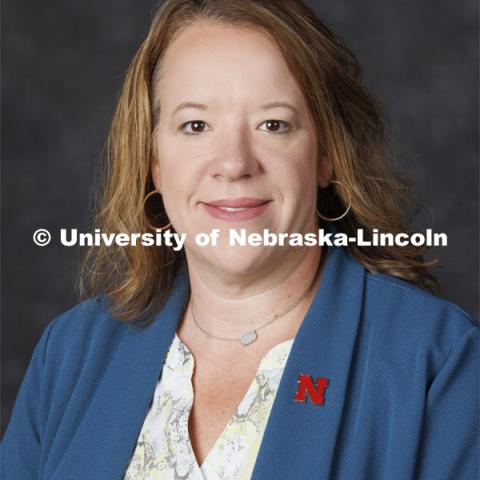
[190,266,321,347]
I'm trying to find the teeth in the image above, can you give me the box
[217,206,250,212]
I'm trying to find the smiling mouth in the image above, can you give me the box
[200,198,272,221]
[203,197,271,208]
[215,206,256,212]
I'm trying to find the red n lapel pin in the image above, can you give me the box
[293,374,329,406]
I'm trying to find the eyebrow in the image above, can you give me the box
[260,102,299,114]
[171,101,299,116]
[172,102,208,116]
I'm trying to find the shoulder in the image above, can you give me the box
[361,271,478,370]
[47,296,123,340]
[38,296,128,373]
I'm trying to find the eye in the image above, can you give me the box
[258,119,291,134]
[180,120,210,135]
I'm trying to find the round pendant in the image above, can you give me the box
[239,330,257,346]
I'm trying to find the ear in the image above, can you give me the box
[317,154,333,188]
[150,156,162,194]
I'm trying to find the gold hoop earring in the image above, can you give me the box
[315,180,351,222]
[143,190,172,231]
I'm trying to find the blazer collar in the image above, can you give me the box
[52,243,365,480]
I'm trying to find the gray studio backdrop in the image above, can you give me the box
[2,0,478,434]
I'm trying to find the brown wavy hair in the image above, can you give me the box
[78,0,439,322]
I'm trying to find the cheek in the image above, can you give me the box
[154,134,195,194]
[153,145,206,231]
[266,139,318,197]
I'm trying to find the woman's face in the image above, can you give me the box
[152,21,331,277]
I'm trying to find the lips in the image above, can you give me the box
[206,198,270,208]
[201,197,271,221]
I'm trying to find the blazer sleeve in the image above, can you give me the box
[0,320,56,480]
[414,324,479,480]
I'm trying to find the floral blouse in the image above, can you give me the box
[123,333,294,480]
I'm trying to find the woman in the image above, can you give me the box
[1,1,478,479]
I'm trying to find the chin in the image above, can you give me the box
[197,244,273,279]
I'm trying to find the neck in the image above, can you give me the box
[180,245,324,343]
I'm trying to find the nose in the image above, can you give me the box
[208,126,261,182]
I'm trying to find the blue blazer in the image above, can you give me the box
[1,245,478,479]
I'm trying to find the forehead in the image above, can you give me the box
[157,21,305,108]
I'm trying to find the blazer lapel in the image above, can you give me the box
[251,245,365,480]
[51,271,190,480]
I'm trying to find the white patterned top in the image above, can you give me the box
[123,333,294,480]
